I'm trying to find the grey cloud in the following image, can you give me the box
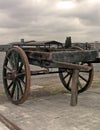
[0,0,57,28]
[0,0,100,43]
[58,1,100,26]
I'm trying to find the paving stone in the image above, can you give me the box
[0,122,9,130]
[0,88,100,130]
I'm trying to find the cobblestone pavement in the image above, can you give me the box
[0,87,100,130]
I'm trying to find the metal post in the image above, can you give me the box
[70,69,79,106]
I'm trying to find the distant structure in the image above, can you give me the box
[89,41,100,51]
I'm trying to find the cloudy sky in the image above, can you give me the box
[0,0,100,44]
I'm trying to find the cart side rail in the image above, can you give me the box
[0,44,13,52]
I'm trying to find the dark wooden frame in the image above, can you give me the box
[0,37,100,106]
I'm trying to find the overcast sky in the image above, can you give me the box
[0,0,100,44]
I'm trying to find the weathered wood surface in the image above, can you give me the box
[53,61,92,71]
[70,69,79,106]
[0,45,12,51]
[11,41,63,47]
[26,51,50,60]
[51,50,98,63]
[26,50,98,63]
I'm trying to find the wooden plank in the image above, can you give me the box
[26,50,98,63]
[50,50,98,63]
[0,45,12,52]
[26,51,50,60]
[70,69,79,106]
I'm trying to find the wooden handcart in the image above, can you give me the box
[0,37,99,106]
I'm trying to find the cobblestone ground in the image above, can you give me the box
[0,87,100,130]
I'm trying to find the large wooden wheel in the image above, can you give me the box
[59,63,94,93]
[3,46,31,104]
[59,46,94,93]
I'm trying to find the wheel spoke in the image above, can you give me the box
[6,56,13,69]
[17,79,24,95]
[8,81,13,90]
[11,82,16,98]
[15,53,20,71]
[4,66,12,72]
[16,82,20,100]
[12,53,15,63]
[18,62,24,72]
[79,74,88,82]
[63,73,69,80]
[18,78,25,87]
[9,53,16,69]
[17,72,25,77]
[17,54,20,68]
[67,74,72,87]
[13,52,17,69]
[11,52,19,70]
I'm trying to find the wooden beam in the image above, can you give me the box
[70,69,79,106]
[53,61,92,71]
[51,50,98,63]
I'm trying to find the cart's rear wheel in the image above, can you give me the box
[3,46,31,104]
[59,46,94,93]
[59,63,94,93]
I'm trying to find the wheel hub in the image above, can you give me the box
[6,70,17,80]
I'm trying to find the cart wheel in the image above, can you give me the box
[59,46,94,93]
[3,46,31,104]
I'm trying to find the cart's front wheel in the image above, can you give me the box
[59,63,94,93]
[3,46,31,104]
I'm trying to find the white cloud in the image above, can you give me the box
[57,1,76,10]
